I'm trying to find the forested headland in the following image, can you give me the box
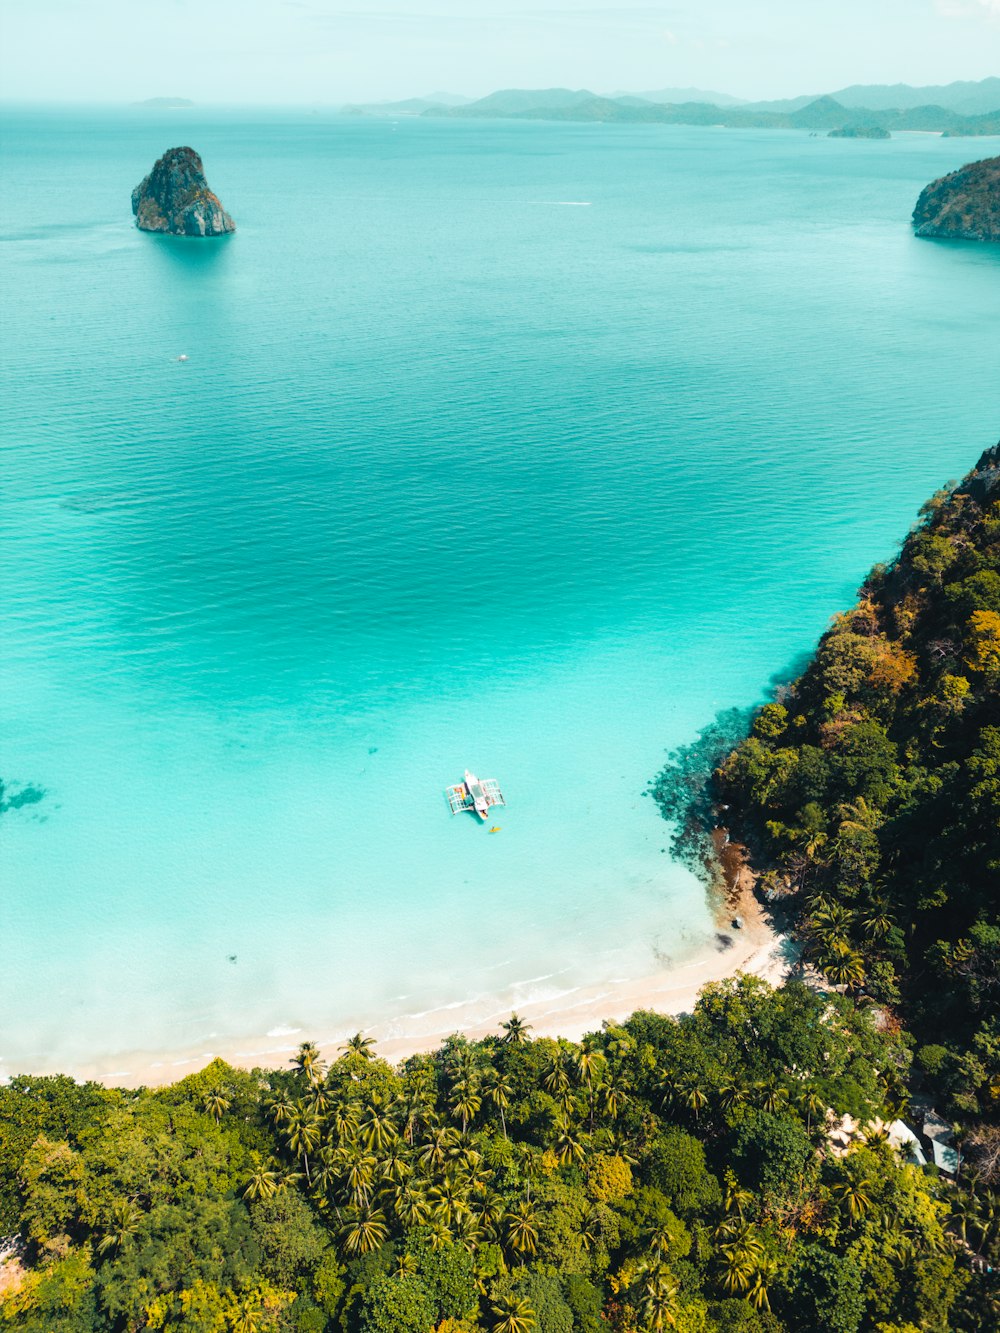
[1,446,998,1332]
[718,443,999,1120]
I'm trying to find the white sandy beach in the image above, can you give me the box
[42,877,792,1090]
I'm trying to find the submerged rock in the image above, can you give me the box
[912,155,1000,242]
[131,146,235,237]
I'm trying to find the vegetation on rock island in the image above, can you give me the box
[1,447,998,1332]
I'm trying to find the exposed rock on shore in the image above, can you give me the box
[131,146,235,237]
[912,155,1000,242]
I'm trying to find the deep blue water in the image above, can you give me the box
[1,107,998,1076]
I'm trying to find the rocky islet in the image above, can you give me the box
[131,145,235,237]
[913,154,1000,242]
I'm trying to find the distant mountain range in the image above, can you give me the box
[344,77,1000,137]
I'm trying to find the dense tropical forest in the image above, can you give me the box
[1,445,998,1333]
[718,443,999,1117]
[0,985,968,1333]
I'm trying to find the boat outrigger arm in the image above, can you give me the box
[446,770,505,820]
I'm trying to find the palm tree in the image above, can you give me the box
[391,1180,431,1229]
[378,1142,411,1185]
[393,1252,418,1278]
[428,1176,471,1228]
[576,1045,606,1132]
[243,1160,281,1201]
[515,1144,545,1203]
[680,1080,708,1122]
[453,1211,484,1253]
[292,1041,325,1084]
[329,1100,361,1145]
[862,1120,890,1148]
[500,1014,531,1044]
[340,1146,378,1205]
[359,1103,398,1153]
[341,1205,389,1255]
[203,1088,230,1123]
[266,1089,295,1129]
[599,1070,629,1123]
[972,1191,1000,1254]
[483,1070,513,1139]
[428,1219,455,1250]
[542,1056,570,1096]
[837,796,882,836]
[647,1225,676,1261]
[491,1294,536,1333]
[746,1257,778,1312]
[798,1087,826,1133]
[471,1190,506,1239]
[228,1295,264,1333]
[551,1118,586,1167]
[577,1207,603,1255]
[285,1108,323,1186]
[310,1149,340,1207]
[811,900,855,933]
[454,1153,489,1196]
[638,1264,680,1331]
[822,948,866,991]
[860,902,895,941]
[758,1082,788,1114]
[343,1032,376,1061]
[718,1228,768,1297]
[399,1089,433,1146]
[949,1190,977,1245]
[657,1068,684,1113]
[505,1199,539,1261]
[419,1125,461,1172]
[450,1077,482,1136]
[96,1200,142,1255]
[832,1176,874,1221]
[717,1083,746,1113]
[718,1247,754,1295]
[723,1175,753,1220]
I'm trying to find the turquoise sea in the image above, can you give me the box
[1,108,998,1078]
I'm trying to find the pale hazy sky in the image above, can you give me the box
[1,0,998,105]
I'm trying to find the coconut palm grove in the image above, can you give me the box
[0,454,998,1332]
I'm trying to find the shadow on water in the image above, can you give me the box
[143,232,235,273]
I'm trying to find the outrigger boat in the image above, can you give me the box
[445,769,505,821]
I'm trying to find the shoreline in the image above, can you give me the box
[17,849,794,1089]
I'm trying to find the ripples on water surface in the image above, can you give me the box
[1,109,998,1073]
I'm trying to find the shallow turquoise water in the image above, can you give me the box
[2,108,998,1075]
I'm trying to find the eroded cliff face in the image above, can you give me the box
[912,155,1000,242]
[132,146,235,237]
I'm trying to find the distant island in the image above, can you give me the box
[132,97,194,109]
[342,76,1000,136]
[131,146,235,237]
[913,155,1000,242]
[828,125,890,140]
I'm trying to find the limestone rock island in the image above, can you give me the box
[131,146,235,236]
[912,154,1000,242]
